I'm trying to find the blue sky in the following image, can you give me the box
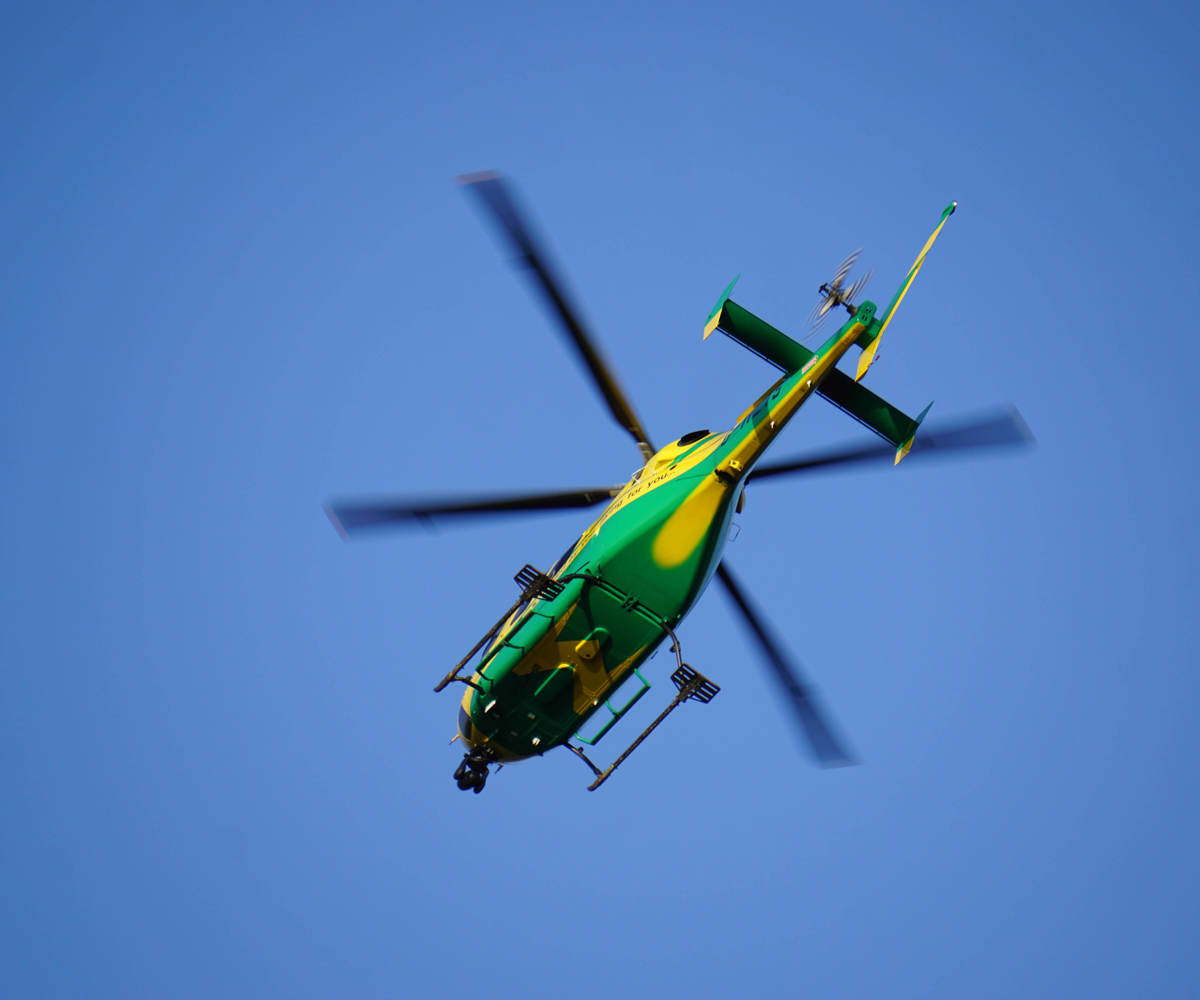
[3,1,1198,996]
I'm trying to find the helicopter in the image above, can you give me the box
[326,173,1031,793]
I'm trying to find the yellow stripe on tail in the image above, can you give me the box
[855,202,957,383]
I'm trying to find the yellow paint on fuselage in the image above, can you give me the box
[549,431,728,572]
[511,631,611,715]
[650,472,731,568]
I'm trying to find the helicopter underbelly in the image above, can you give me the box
[458,471,739,761]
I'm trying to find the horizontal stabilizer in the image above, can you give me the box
[705,293,812,369]
[823,378,932,463]
[704,294,928,457]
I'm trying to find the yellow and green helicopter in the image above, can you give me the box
[327,174,1030,793]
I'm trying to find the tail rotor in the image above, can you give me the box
[805,248,872,341]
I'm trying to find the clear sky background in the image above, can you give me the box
[3,2,1198,997]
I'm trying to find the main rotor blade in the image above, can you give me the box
[749,407,1033,483]
[459,172,655,462]
[325,486,621,539]
[714,562,856,767]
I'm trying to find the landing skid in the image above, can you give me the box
[434,564,563,693]
[567,663,720,791]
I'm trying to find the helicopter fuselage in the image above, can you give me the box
[456,306,876,762]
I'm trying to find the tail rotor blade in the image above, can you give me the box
[845,268,873,306]
[831,248,861,290]
[459,172,655,462]
[715,562,856,767]
[807,249,865,342]
[804,307,829,344]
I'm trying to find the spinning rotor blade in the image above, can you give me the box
[459,172,656,462]
[749,408,1033,482]
[715,562,856,767]
[831,248,860,290]
[326,486,622,538]
[844,269,872,306]
[805,249,864,341]
[804,300,829,334]
[804,294,840,341]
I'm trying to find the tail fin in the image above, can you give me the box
[894,400,934,464]
[855,202,957,382]
[704,275,741,340]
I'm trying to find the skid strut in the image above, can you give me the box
[572,664,720,792]
[434,564,564,693]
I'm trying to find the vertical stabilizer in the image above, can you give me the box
[855,202,957,382]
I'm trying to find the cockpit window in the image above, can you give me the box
[547,544,574,577]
